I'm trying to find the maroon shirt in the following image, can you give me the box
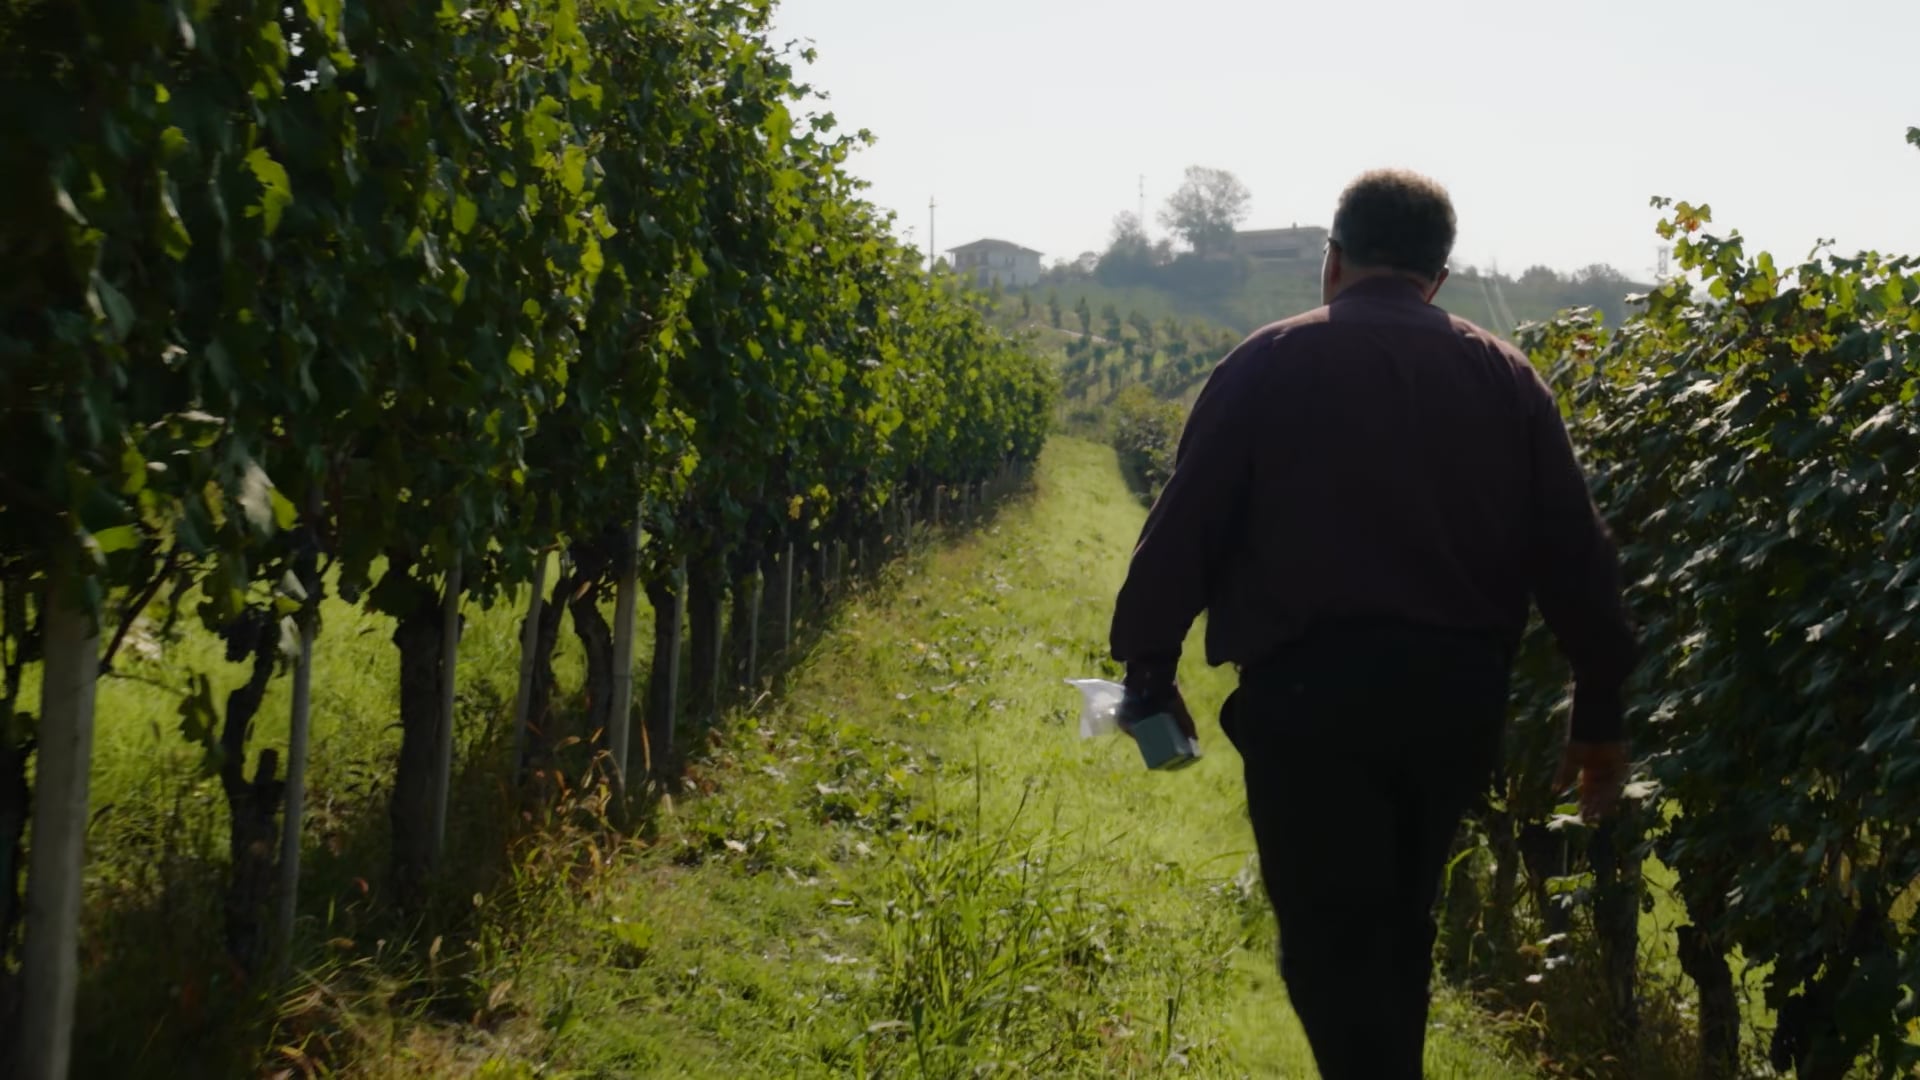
[1108,276,1636,741]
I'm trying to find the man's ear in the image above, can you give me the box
[1425,267,1450,303]
[1321,244,1343,299]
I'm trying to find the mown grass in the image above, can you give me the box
[45,436,1541,1077]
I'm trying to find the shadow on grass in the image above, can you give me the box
[1456,935,1703,1080]
[664,474,1038,800]
[65,473,1039,1078]
[67,674,570,1077]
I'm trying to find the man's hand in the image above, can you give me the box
[1116,659,1199,742]
[1554,740,1631,821]
[1118,684,1199,742]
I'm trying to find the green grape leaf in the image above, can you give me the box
[119,441,148,495]
[91,525,141,554]
[87,272,135,343]
[453,194,478,235]
[245,147,293,235]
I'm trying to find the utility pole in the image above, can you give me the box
[1137,174,1145,227]
[1484,257,1517,332]
[928,195,937,274]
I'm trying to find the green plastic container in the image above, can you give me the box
[1131,711,1201,771]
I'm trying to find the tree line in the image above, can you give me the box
[0,1,1053,1075]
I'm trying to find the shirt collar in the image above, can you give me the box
[1332,275,1431,306]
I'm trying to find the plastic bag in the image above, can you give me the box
[1064,678,1126,738]
[1064,677,1201,770]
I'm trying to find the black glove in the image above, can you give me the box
[1118,659,1198,742]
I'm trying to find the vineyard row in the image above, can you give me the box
[0,2,1054,1076]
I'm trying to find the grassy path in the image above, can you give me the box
[410,437,1533,1078]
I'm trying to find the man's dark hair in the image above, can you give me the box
[1329,169,1457,278]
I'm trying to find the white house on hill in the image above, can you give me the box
[947,238,1043,288]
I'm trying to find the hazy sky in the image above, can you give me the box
[767,0,1918,279]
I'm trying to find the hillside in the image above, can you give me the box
[1014,260,1652,342]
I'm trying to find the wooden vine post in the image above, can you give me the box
[608,517,643,788]
[274,547,319,976]
[13,596,99,1080]
[780,542,795,652]
[746,566,763,687]
[649,559,686,780]
[702,582,723,724]
[428,558,462,864]
[510,547,550,776]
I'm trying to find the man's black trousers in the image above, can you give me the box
[1221,620,1509,1080]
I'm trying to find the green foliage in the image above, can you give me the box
[1095,210,1175,287]
[1128,310,1156,349]
[1158,165,1251,257]
[1515,197,1920,1076]
[1108,387,1185,501]
[0,0,1053,616]
[0,0,1054,638]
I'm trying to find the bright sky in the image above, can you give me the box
[768,0,1919,279]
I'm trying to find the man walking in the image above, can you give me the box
[1107,169,1636,1079]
